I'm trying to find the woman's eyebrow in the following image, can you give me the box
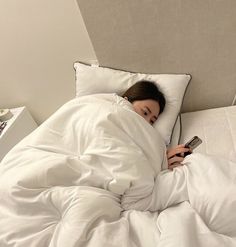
[146,106,158,120]
[145,106,151,113]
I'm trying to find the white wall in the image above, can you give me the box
[0,0,97,124]
[78,0,236,112]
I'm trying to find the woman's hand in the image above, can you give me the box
[166,144,191,170]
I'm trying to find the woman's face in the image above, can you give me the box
[132,99,160,125]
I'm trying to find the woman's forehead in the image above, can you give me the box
[142,99,160,111]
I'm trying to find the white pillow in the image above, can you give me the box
[168,116,181,148]
[74,62,191,145]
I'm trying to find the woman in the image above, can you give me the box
[122,80,191,170]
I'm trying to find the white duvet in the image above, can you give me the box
[0,94,236,247]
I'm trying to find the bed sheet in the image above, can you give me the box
[180,105,236,161]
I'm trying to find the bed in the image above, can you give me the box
[0,62,236,247]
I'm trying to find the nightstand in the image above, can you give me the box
[0,106,38,161]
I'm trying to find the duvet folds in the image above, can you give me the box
[0,94,236,247]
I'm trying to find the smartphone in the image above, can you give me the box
[182,136,202,157]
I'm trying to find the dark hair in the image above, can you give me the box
[122,80,166,114]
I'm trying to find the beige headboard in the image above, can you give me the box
[77,0,236,112]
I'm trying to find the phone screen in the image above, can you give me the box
[185,136,202,150]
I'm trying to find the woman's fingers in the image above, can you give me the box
[167,144,190,159]
[168,155,184,166]
[166,144,191,170]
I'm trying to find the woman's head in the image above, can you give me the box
[122,80,166,125]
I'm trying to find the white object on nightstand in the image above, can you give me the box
[0,106,38,161]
